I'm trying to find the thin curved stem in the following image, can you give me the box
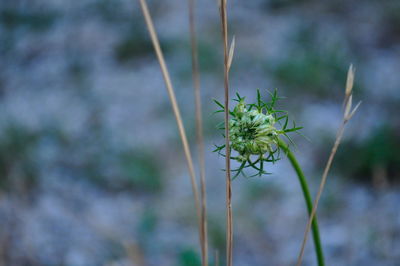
[277,139,325,266]
[189,0,208,264]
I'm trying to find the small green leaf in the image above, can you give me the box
[213,99,225,109]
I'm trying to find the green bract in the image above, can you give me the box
[214,89,302,178]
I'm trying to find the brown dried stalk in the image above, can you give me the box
[188,0,208,265]
[219,0,235,265]
[138,0,202,256]
[296,65,361,266]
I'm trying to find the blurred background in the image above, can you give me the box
[0,0,399,265]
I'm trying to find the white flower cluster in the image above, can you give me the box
[229,101,279,161]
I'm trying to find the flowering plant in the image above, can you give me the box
[214,89,302,178]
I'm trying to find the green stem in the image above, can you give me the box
[277,138,325,266]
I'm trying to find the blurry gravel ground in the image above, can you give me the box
[0,0,399,265]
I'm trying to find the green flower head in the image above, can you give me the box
[230,101,277,156]
[214,89,302,178]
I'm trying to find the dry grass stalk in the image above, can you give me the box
[188,0,209,264]
[138,0,203,254]
[219,0,234,265]
[296,65,361,266]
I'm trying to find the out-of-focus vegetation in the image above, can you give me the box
[114,27,157,63]
[0,124,40,193]
[0,122,162,195]
[271,27,349,98]
[0,0,399,265]
[0,8,57,32]
[178,248,201,266]
[336,124,400,185]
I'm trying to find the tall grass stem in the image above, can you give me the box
[219,0,233,265]
[188,0,209,264]
[138,0,202,255]
[296,65,360,266]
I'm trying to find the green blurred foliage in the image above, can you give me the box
[0,124,39,192]
[273,50,345,97]
[174,40,221,83]
[0,121,163,194]
[93,0,128,23]
[135,208,159,262]
[244,181,283,202]
[197,41,221,74]
[0,8,57,32]
[0,7,58,56]
[116,150,162,192]
[271,27,349,98]
[262,0,310,11]
[105,0,172,63]
[319,186,345,217]
[378,1,400,48]
[81,148,163,193]
[66,58,90,85]
[208,217,225,257]
[137,208,158,240]
[178,248,201,266]
[103,240,126,264]
[114,26,160,63]
[335,124,400,184]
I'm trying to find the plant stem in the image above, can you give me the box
[188,0,208,264]
[219,1,233,265]
[138,0,202,258]
[277,138,325,266]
